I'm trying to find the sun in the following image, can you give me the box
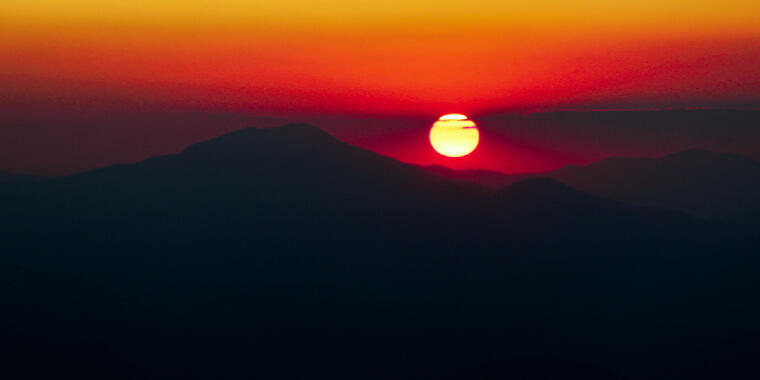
[429,114,479,157]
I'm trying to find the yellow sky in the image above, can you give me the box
[3,0,760,34]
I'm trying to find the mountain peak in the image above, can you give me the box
[180,123,339,156]
[660,148,755,164]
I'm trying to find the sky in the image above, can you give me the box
[2,1,760,175]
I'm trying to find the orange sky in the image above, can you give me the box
[2,1,760,176]
[2,0,760,115]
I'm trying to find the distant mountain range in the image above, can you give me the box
[2,124,760,379]
[480,109,760,162]
[423,149,760,224]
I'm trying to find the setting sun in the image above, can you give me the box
[429,114,479,157]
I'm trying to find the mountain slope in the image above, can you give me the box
[0,124,487,271]
[423,149,760,223]
[1,125,759,379]
[1,124,713,270]
[0,171,41,183]
[552,149,760,223]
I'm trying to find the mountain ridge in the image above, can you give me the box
[2,123,759,379]
[423,149,760,223]
[0,171,42,183]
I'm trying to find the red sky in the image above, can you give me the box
[1,1,760,175]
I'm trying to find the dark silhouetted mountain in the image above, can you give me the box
[421,164,515,189]
[2,124,760,379]
[549,149,760,223]
[423,149,760,224]
[0,170,41,183]
[497,177,579,202]
[480,109,760,162]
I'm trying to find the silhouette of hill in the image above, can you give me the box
[2,124,760,379]
[60,124,477,207]
[549,149,760,223]
[421,164,514,189]
[0,170,41,183]
[480,110,760,162]
[423,149,760,224]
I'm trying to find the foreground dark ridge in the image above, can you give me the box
[0,170,42,183]
[1,124,759,379]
